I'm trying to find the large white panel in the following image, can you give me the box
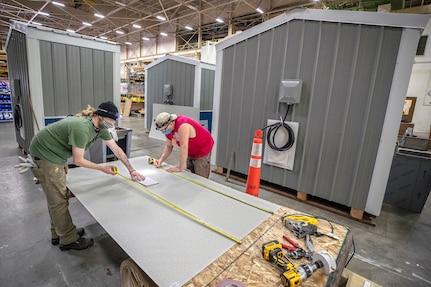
[66,156,278,287]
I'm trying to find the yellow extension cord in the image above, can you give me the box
[113,166,242,244]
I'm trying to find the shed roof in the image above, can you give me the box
[7,20,120,53]
[216,8,430,51]
[145,54,215,70]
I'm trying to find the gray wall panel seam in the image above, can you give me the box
[310,21,324,197]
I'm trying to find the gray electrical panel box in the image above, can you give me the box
[278,79,302,104]
[164,84,173,97]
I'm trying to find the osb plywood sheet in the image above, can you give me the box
[66,156,279,287]
[185,207,351,287]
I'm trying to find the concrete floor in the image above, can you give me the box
[0,116,430,287]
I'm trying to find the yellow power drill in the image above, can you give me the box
[280,260,324,287]
[262,240,301,286]
[262,240,335,287]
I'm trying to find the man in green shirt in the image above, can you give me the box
[29,101,145,251]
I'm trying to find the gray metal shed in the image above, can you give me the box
[212,9,430,216]
[144,54,215,130]
[6,21,121,153]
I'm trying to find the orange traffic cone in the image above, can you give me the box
[246,129,263,197]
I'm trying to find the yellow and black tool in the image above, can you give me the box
[262,240,284,263]
[147,157,274,214]
[282,215,318,254]
[283,215,318,226]
[112,165,241,243]
[262,240,336,287]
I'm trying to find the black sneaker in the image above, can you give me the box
[52,228,85,246]
[59,237,94,251]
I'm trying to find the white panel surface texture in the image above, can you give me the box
[66,156,279,287]
[263,120,299,170]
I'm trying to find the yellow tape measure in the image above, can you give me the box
[112,165,241,244]
[147,158,274,214]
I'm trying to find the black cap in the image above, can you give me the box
[94,101,119,120]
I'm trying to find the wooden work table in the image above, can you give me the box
[185,207,352,287]
[66,156,352,287]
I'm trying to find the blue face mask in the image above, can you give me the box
[162,128,172,135]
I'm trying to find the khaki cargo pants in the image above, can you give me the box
[186,152,211,178]
[31,159,79,245]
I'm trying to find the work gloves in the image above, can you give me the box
[15,155,37,173]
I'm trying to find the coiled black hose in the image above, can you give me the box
[262,104,295,151]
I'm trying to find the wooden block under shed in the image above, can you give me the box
[297,191,308,201]
[350,208,364,220]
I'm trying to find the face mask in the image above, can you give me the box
[162,128,172,135]
[100,120,114,130]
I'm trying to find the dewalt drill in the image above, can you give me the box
[262,240,336,287]
[280,260,324,287]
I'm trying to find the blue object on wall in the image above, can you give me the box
[199,111,212,133]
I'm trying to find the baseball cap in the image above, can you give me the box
[154,112,177,129]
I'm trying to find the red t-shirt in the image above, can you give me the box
[165,115,214,158]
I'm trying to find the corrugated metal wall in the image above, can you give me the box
[216,19,401,210]
[200,68,215,110]
[39,41,115,116]
[6,29,34,151]
[145,59,196,128]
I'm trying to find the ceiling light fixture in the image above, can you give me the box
[133,24,141,29]
[185,26,193,31]
[116,30,124,34]
[142,37,150,41]
[125,42,132,45]
[115,1,127,7]
[216,18,224,23]
[66,29,75,33]
[39,12,50,16]
[52,1,65,7]
[156,16,166,21]
[83,22,92,26]
[32,22,42,25]
[94,13,105,18]
[256,8,264,13]
[160,32,168,36]
[100,36,108,39]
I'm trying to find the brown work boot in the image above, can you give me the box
[59,237,94,251]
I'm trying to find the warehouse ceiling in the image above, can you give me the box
[0,0,399,49]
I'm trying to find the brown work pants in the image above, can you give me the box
[31,159,79,245]
[186,152,211,178]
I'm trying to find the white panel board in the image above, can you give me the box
[66,156,278,287]
[148,104,200,141]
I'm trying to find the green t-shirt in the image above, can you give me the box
[29,116,111,164]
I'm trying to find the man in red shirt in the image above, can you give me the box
[154,112,214,178]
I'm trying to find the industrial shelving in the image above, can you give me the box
[0,80,12,122]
